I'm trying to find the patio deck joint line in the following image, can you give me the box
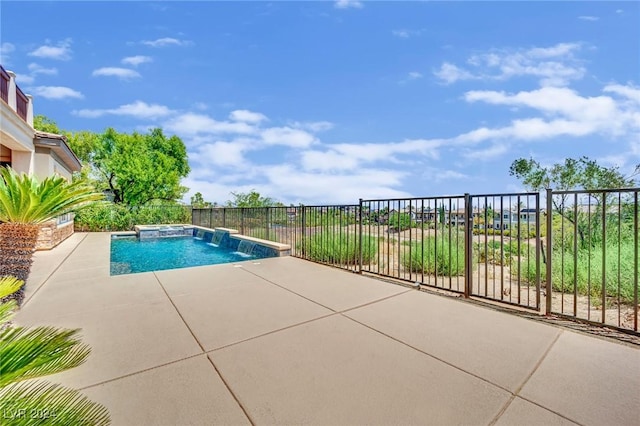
[488,330,573,426]
[342,314,514,395]
[153,271,206,352]
[239,268,338,312]
[23,232,89,307]
[339,289,414,314]
[206,312,338,353]
[206,356,256,426]
[240,267,413,314]
[75,353,204,391]
[152,270,253,424]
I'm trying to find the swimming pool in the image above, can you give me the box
[110,236,260,275]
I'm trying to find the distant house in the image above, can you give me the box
[445,209,467,226]
[492,208,541,230]
[414,207,439,223]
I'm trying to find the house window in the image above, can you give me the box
[503,214,509,219]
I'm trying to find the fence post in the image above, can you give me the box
[223,208,227,228]
[301,205,306,257]
[266,207,270,241]
[191,207,196,226]
[241,208,245,235]
[545,188,553,315]
[464,193,473,298]
[358,199,363,274]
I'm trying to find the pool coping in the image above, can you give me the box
[112,224,291,254]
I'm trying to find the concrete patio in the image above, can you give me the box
[15,232,640,426]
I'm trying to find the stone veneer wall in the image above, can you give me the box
[36,220,75,250]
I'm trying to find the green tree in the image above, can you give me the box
[510,156,639,247]
[33,115,62,134]
[226,190,281,207]
[0,277,111,425]
[0,167,102,303]
[84,127,190,206]
[509,157,637,192]
[190,192,213,208]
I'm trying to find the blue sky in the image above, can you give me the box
[2,1,639,205]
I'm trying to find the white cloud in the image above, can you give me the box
[301,138,443,171]
[290,121,334,132]
[603,84,640,104]
[463,144,508,161]
[28,39,72,60]
[525,43,582,58]
[260,165,409,204]
[194,139,255,167]
[74,101,173,119]
[399,70,424,84]
[435,43,585,87]
[1,42,14,54]
[392,30,410,38]
[29,86,83,100]
[15,74,35,85]
[464,87,618,122]
[433,63,477,84]
[229,109,268,123]
[92,67,141,80]
[392,29,424,39]
[142,37,190,47]
[27,63,57,76]
[300,150,361,171]
[0,42,15,63]
[164,113,256,136]
[578,16,599,21]
[334,0,363,9]
[121,55,152,66]
[261,127,317,148]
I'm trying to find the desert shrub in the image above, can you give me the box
[521,240,637,303]
[75,202,190,231]
[388,212,414,232]
[476,239,534,266]
[402,236,465,276]
[74,202,133,231]
[304,233,377,265]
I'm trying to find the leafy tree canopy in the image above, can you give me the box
[33,114,62,134]
[509,156,638,192]
[190,192,213,208]
[226,190,282,207]
[33,116,191,207]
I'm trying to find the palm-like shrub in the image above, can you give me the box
[0,167,103,303]
[0,277,110,425]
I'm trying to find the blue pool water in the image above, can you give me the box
[110,236,257,275]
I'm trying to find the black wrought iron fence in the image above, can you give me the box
[468,192,541,310]
[360,196,467,293]
[545,188,639,332]
[191,188,639,335]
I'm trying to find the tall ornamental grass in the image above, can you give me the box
[304,233,377,265]
[402,236,465,276]
[522,240,637,304]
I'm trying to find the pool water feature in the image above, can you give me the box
[237,240,256,256]
[111,237,259,275]
[110,226,291,275]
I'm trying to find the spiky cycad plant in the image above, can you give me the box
[0,167,103,304]
[0,276,111,425]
